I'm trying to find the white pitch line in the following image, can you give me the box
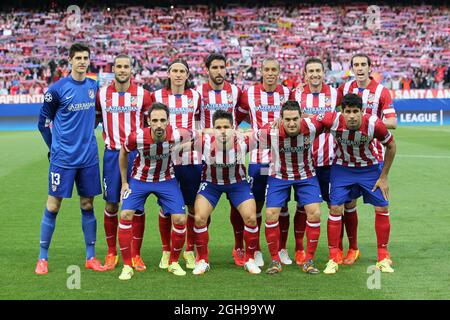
[396,154,450,159]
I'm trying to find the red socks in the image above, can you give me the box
[186,213,196,252]
[194,225,209,262]
[344,207,359,250]
[375,210,391,261]
[170,223,186,264]
[279,208,290,250]
[294,206,307,251]
[305,220,321,260]
[131,211,145,257]
[230,206,244,250]
[118,219,132,266]
[158,209,171,252]
[244,224,259,261]
[327,214,342,260]
[104,210,118,255]
[265,220,280,261]
[256,212,262,251]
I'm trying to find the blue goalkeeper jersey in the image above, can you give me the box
[38,75,99,169]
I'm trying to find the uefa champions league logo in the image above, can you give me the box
[44,92,53,103]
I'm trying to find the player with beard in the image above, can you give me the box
[96,54,152,271]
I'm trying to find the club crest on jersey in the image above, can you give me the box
[324,96,331,107]
[89,89,95,99]
[367,93,375,103]
[304,136,311,145]
[280,95,285,103]
[44,92,53,103]
[360,135,368,143]
[187,98,194,107]
[130,96,138,106]
[227,93,233,104]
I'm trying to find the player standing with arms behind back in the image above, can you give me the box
[336,53,397,265]
[96,54,152,271]
[36,43,105,274]
[152,59,202,271]
[290,57,337,266]
[236,57,291,267]
[196,53,246,266]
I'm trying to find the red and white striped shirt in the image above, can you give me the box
[151,88,202,165]
[319,112,394,167]
[238,83,291,163]
[337,78,396,160]
[290,83,337,167]
[122,125,192,182]
[258,120,321,181]
[196,81,241,129]
[200,133,253,185]
[96,82,152,150]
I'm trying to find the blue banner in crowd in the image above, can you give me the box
[1,97,450,131]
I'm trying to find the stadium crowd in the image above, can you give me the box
[0,3,449,95]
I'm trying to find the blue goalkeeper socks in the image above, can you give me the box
[39,208,57,260]
[81,209,97,260]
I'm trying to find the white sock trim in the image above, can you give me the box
[244,225,259,233]
[328,215,342,221]
[119,223,132,229]
[172,227,187,234]
[104,210,117,217]
[265,221,279,228]
[194,226,208,233]
[306,221,321,228]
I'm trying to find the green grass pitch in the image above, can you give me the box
[1,126,450,300]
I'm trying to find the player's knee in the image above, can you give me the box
[307,209,321,221]
[265,208,279,222]
[244,215,257,227]
[172,214,186,225]
[195,214,207,227]
[344,200,357,209]
[330,205,344,216]
[120,210,133,221]
[80,198,94,211]
[105,202,119,213]
[46,197,62,212]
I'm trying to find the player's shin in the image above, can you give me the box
[305,220,321,260]
[170,223,187,264]
[193,225,209,262]
[81,209,97,260]
[256,211,262,250]
[294,206,306,251]
[131,210,145,257]
[244,224,259,261]
[118,219,133,266]
[158,209,172,251]
[104,209,118,255]
[39,208,58,260]
[230,206,244,250]
[344,207,359,250]
[375,210,391,261]
[327,213,342,261]
[265,220,280,261]
[279,208,290,250]
[186,212,196,252]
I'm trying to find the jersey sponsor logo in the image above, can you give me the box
[106,105,140,113]
[143,151,171,161]
[212,163,237,168]
[88,89,95,99]
[302,107,334,114]
[204,103,232,111]
[44,92,53,103]
[255,104,281,112]
[169,107,195,114]
[67,102,96,112]
[335,135,368,146]
[279,145,311,153]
